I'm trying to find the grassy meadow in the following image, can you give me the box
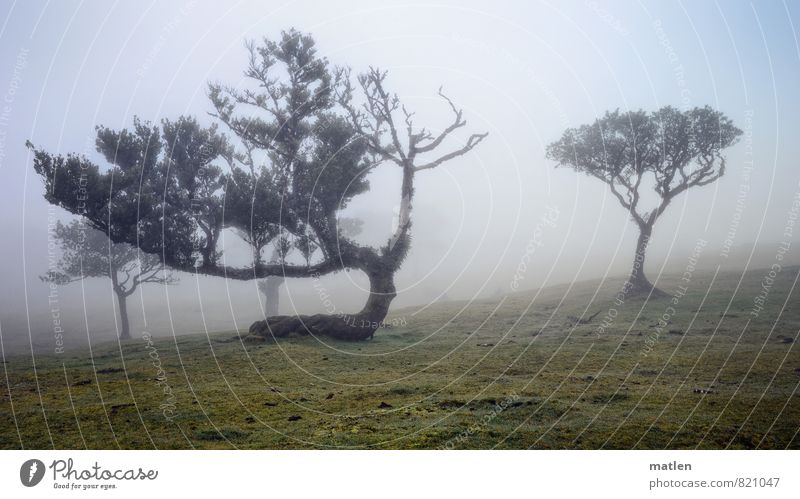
[1,266,798,449]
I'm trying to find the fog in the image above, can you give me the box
[1,0,798,352]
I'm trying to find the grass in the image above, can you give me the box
[1,266,799,449]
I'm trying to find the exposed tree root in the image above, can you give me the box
[248,313,381,341]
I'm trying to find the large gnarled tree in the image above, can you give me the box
[546,106,741,295]
[30,29,486,341]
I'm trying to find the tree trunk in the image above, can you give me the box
[388,167,413,252]
[248,266,396,341]
[261,276,284,316]
[116,291,131,340]
[627,224,666,297]
[197,222,218,267]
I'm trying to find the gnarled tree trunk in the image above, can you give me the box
[248,266,396,341]
[627,223,666,297]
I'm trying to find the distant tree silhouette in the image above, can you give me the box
[41,221,176,339]
[257,246,285,318]
[30,29,486,340]
[547,106,741,295]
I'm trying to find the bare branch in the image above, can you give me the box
[413,132,488,172]
[358,67,407,165]
[413,87,466,154]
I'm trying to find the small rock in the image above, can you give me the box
[96,367,124,374]
[325,393,334,400]
[110,403,133,414]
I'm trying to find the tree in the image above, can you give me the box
[546,106,741,295]
[30,29,486,341]
[41,221,176,340]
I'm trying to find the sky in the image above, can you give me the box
[0,0,798,349]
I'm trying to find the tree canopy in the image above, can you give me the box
[546,106,742,227]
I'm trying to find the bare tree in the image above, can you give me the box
[546,106,741,295]
[41,221,176,339]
